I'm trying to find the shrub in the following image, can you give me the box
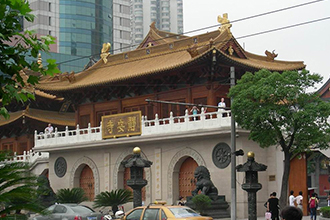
[93,189,133,214]
[320,206,330,218]
[56,188,88,204]
[191,194,211,215]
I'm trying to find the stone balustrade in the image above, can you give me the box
[4,150,49,164]
[142,109,231,135]
[34,109,232,148]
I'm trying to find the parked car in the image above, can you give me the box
[28,204,104,220]
[122,201,213,220]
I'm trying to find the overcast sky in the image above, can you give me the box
[183,0,330,91]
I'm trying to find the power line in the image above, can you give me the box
[55,0,326,66]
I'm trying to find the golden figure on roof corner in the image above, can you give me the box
[217,13,232,34]
[228,45,234,56]
[37,53,43,68]
[100,42,111,64]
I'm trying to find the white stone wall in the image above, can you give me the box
[44,127,280,219]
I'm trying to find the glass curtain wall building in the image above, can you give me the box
[59,0,113,57]
[26,0,113,72]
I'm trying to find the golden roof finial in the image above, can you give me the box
[100,42,111,64]
[217,13,232,34]
[37,53,43,68]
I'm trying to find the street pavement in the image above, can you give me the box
[217,215,313,220]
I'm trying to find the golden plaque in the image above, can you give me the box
[102,111,142,139]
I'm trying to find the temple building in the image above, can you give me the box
[2,15,322,218]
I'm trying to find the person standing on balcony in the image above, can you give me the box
[218,98,226,111]
[45,123,54,134]
[190,106,200,121]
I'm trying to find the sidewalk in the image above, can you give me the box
[218,215,313,220]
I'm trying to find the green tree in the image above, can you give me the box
[0,151,44,215]
[228,69,330,208]
[56,188,88,204]
[0,0,59,119]
[93,189,133,214]
[191,194,211,215]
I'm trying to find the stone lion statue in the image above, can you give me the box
[192,166,218,200]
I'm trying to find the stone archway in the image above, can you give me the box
[70,156,100,198]
[113,148,151,203]
[167,148,205,204]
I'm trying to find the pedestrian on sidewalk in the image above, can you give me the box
[309,193,319,220]
[296,191,303,211]
[289,190,296,206]
[267,192,279,220]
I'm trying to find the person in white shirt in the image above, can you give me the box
[218,98,226,111]
[45,123,54,133]
[289,190,296,206]
[295,191,303,211]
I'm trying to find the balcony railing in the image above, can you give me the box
[34,109,231,148]
[3,150,49,164]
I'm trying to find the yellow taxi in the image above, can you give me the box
[121,202,213,220]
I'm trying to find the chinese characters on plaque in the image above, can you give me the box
[102,111,142,139]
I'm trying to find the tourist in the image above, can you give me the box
[190,106,199,121]
[289,190,296,206]
[296,191,303,211]
[217,98,226,111]
[45,123,54,133]
[267,192,279,220]
[309,192,319,220]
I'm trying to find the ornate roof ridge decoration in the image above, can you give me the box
[100,42,111,64]
[218,13,232,35]
[265,50,278,61]
[0,108,75,127]
[187,44,199,58]
[137,21,189,49]
[45,71,76,83]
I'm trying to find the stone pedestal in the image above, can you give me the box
[185,195,230,218]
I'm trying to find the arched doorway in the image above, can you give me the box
[80,165,95,201]
[179,157,198,200]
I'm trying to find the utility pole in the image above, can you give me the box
[230,66,237,220]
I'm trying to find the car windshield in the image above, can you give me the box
[71,205,95,214]
[168,207,200,218]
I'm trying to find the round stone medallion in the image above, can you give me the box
[212,143,231,169]
[54,157,67,178]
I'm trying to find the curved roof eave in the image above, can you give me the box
[0,109,75,127]
[36,48,214,93]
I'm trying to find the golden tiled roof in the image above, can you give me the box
[36,26,305,92]
[137,22,189,49]
[0,108,75,127]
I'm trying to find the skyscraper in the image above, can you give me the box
[26,0,113,58]
[131,0,183,45]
